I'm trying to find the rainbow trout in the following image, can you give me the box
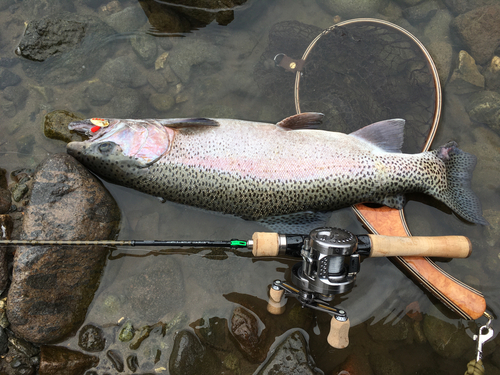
[66,113,486,225]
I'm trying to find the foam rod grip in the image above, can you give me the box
[368,235,471,258]
[327,317,350,349]
[252,232,279,257]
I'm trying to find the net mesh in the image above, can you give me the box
[254,20,438,153]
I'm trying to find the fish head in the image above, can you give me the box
[67,118,173,180]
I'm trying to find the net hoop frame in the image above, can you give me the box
[294,18,442,152]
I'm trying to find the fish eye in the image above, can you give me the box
[98,142,114,154]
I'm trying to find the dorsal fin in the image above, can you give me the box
[350,119,405,153]
[156,118,220,128]
[276,112,324,130]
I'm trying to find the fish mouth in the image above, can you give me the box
[69,119,121,141]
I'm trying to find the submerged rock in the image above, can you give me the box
[0,336,40,375]
[118,321,135,342]
[443,0,499,15]
[0,68,21,90]
[78,324,106,352]
[17,13,116,85]
[423,314,474,358]
[39,345,98,375]
[403,0,441,24]
[466,90,500,131]
[168,38,222,83]
[369,351,403,375]
[98,56,148,89]
[0,214,13,293]
[484,56,500,91]
[169,330,221,375]
[452,5,500,65]
[366,316,411,341]
[317,0,387,18]
[105,5,147,33]
[231,306,265,363]
[0,189,11,214]
[130,32,158,67]
[43,110,86,143]
[6,153,121,344]
[194,316,233,352]
[423,10,453,85]
[255,330,321,375]
[2,85,29,118]
[447,50,485,94]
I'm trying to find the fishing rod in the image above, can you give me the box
[1,227,479,349]
[0,231,472,259]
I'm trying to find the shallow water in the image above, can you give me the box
[1,0,499,374]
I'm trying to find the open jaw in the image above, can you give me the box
[68,119,172,165]
[68,118,126,142]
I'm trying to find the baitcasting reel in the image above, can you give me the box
[246,227,472,349]
[267,227,364,348]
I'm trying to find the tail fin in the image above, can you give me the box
[431,142,487,225]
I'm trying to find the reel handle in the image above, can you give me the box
[267,286,286,315]
[328,316,350,349]
[251,232,471,259]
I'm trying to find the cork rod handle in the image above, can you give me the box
[368,235,471,258]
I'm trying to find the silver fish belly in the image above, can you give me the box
[66,114,486,225]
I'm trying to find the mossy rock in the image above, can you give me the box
[44,110,86,143]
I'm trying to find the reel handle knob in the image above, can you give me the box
[267,285,286,315]
[327,316,350,349]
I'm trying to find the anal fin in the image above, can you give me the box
[377,194,406,210]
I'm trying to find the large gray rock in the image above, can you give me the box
[6,153,121,344]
